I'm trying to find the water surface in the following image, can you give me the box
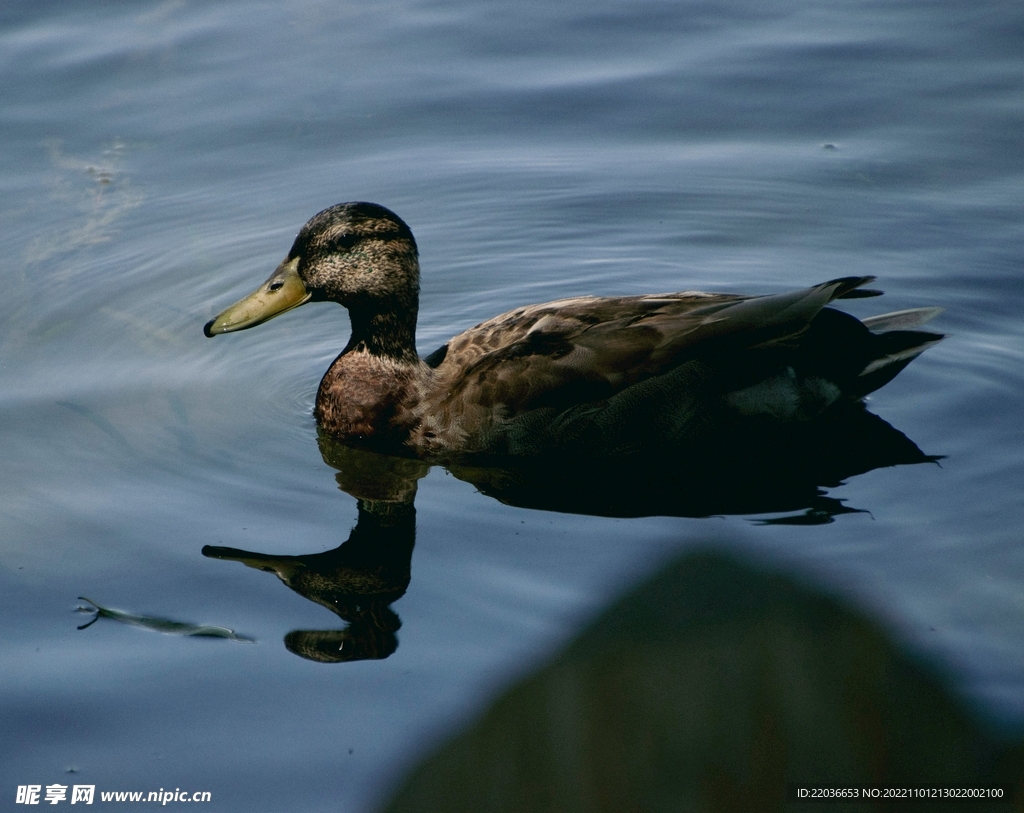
[2,0,1023,809]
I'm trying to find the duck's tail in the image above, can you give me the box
[856,306,945,395]
[791,282,944,400]
[825,275,884,300]
[861,307,944,332]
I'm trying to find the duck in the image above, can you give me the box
[204,202,943,459]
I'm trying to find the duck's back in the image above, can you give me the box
[411,277,942,457]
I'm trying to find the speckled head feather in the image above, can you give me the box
[289,202,419,310]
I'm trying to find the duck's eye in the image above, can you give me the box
[327,233,359,252]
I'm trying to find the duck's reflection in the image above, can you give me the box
[203,442,429,662]
[203,498,415,662]
[203,404,937,662]
[446,401,937,519]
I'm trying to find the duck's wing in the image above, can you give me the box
[424,291,742,371]
[425,276,879,417]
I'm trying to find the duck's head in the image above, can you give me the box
[204,202,419,338]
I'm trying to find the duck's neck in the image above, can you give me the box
[343,301,420,365]
[316,301,425,448]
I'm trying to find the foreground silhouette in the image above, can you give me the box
[380,551,1022,812]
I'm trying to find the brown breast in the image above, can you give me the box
[314,352,422,449]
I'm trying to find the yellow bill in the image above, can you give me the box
[204,257,311,336]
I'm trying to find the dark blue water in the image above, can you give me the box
[2,0,1022,810]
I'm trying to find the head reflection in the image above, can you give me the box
[202,445,425,663]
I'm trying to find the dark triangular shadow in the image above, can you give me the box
[379,550,1022,811]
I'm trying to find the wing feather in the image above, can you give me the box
[421,278,876,430]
